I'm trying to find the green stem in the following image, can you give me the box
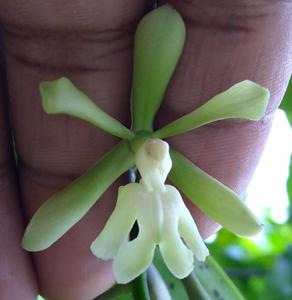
[182,273,211,300]
[147,265,171,300]
[94,284,132,300]
[132,272,151,300]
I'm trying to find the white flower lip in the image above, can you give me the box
[91,139,209,284]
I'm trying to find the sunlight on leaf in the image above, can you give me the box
[22,142,134,251]
[40,78,134,139]
[154,80,269,138]
[169,149,262,237]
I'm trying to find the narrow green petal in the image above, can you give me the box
[154,80,270,138]
[90,183,140,260]
[193,255,245,300]
[22,141,134,251]
[169,149,262,237]
[114,237,156,284]
[40,78,134,139]
[131,5,185,132]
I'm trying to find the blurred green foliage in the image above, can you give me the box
[208,221,292,300]
[280,79,292,125]
[281,78,292,222]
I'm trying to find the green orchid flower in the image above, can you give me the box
[22,4,269,284]
[91,139,209,283]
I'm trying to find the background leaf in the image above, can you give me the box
[280,77,292,125]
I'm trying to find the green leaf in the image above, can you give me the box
[154,80,269,138]
[22,141,134,251]
[40,78,134,139]
[131,5,185,132]
[169,149,262,237]
[287,155,292,224]
[280,77,292,125]
[193,255,245,300]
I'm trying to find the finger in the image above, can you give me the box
[0,45,38,299]
[157,0,292,237]
[0,1,150,299]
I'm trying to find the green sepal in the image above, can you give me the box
[169,149,262,237]
[22,141,134,251]
[40,77,134,139]
[131,5,185,132]
[154,80,269,138]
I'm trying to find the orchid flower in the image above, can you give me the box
[91,139,209,283]
[22,5,270,285]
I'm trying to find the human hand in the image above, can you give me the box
[0,1,291,299]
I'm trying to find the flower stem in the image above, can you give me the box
[182,273,211,300]
[147,265,171,300]
[132,272,151,300]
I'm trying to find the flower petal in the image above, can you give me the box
[40,77,134,139]
[154,80,269,138]
[160,186,194,278]
[159,234,193,279]
[22,142,134,251]
[91,183,140,260]
[131,5,185,131]
[179,202,209,261]
[114,237,156,284]
[169,149,262,237]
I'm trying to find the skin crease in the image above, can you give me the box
[0,49,38,299]
[0,0,291,299]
